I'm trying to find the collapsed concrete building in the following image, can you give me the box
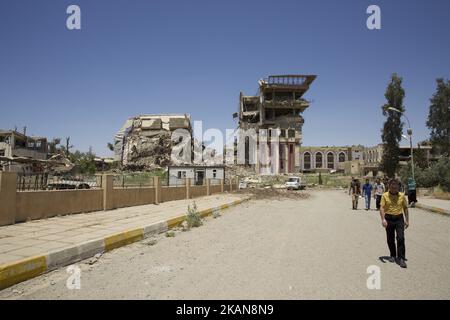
[0,130,48,172]
[114,114,192,170]
[237,75,316,174]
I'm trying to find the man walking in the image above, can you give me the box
[407,177,417,207]
[380,179,409,268]
[373,178,385,210]
[349,177,361,210]
[362,178,373,210]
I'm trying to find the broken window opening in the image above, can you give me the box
[315,152,323,168]
[327,152,334,169]
[304,152,311,169]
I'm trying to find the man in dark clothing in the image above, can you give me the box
[349,177,361,210]
[380,179,409,268]
[362,178,373,210]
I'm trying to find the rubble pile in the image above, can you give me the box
[116,114,192,171]
[124,131,173,171]
[236,187,310,200]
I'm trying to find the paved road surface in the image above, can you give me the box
[1,190,449,299]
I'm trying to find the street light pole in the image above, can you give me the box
[387,107,414,180]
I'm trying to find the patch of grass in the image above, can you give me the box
[433,186,450,200]
[165,231,175,237]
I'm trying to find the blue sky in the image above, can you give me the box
[1,0,449,156]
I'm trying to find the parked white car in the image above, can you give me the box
[285,177,306,190]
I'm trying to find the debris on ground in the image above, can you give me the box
[165,231,175,237]
[87,252,103,265]
[143,238,158,246]
[235,187,310,200]
[181,220,189,232]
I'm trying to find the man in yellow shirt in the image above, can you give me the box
[380,179,409,268]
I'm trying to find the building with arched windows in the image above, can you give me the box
[299,146,352,172]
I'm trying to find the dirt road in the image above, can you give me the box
[1,189,449,299]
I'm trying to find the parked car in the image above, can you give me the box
[285,177,306,190]
[47,178,93,190]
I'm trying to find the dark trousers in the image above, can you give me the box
[408,190,417,204]
[385,214,406,260]
[376,195,382,210]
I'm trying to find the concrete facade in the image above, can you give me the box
[237,75,316,175]
[0,130,48,173]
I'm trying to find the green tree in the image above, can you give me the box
[426,78,450,156]
[48,137,61,154]
[413,147,428,169]
[68,148,97,174]
[380,73,405,177]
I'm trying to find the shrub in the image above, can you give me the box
[399,157,450,191]
[186,202,202,228]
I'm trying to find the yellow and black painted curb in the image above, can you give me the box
[414,203,449,217]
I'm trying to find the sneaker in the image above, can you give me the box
[387,256,395,263]
[397,258,407,268]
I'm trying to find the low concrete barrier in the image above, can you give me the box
[0,172,238,227]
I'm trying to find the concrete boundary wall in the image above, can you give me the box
[0,172,237,227]
[113,187,156,209]
[16,190,103,223]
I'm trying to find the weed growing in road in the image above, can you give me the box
[166,231,175,237]
[144,238,158,246]
[186,202,203,228]
[212,209,221,219]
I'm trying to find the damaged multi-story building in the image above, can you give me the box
[237,74,316,174]
[0,129,48,172]
[114,114,193,170]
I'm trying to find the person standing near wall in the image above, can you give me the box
[362,178,373,210]
[374,178,385,210]
[380,179,409,268]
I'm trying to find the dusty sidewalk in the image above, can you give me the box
[414,196,450,216]
[0,193,248,289]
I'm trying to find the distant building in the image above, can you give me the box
[237,75,317,174]
[298,146,351,172]
[168,165,225,186]
[0,130,48,172]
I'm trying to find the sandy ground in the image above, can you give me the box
[1,189,449,299]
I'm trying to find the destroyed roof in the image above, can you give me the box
[260,75,317,89]
[0,130,47,141]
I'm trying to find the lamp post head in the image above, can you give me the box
[388,107,402,113]
[407,128,413,136]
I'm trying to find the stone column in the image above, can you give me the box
[206,178,211,196]
[102,174,114,211]
[186,178,191,199]
[0,172,17,226]
[154,176,160,204]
